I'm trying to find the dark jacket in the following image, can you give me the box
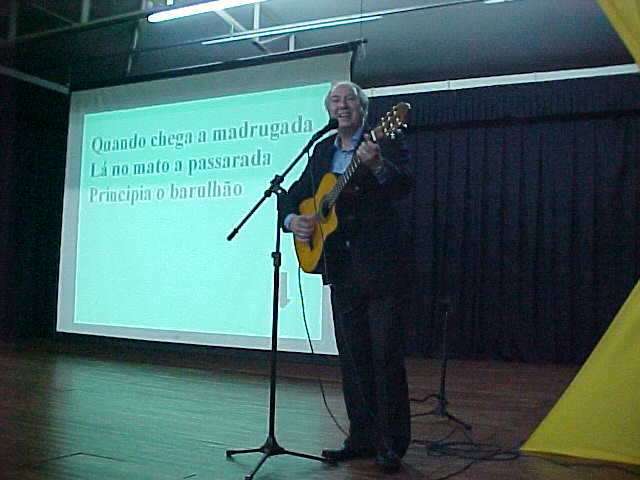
[280,131,412,297]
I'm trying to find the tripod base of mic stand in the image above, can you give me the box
[227,434,335,480]
[421,396,472,431]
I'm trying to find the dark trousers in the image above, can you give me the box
[330,287,411,456]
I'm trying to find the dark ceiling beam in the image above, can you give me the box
[8,0,18,40]
[126,1,157,75]
[126,4,144,75]
[0,64,69,93]
[216,6,270,54]
[28,3,77,26]
[0,5,157,47]
[80,0,91,23]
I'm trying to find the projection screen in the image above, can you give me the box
[58,48,356,354]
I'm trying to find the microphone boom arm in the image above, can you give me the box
[226,118,337,242]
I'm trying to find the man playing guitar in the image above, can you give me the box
[281,81,413,474]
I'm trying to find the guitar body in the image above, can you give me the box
[292,102,411,273]
[295,172,339,273]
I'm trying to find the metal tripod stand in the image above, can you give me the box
[417,297,471,430]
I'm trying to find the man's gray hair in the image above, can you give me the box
[324,81,369,118]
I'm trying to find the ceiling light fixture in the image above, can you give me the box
[201,14,382,45]
[148,0,267,23]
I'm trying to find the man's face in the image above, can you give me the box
[328,84,363,132]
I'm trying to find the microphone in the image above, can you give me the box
[310,118,338,141]
[298,118,338,159]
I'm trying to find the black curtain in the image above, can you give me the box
[370,75,640,363]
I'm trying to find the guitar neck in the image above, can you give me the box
[323,136,367,210]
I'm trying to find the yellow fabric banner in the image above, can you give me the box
[522,280,640,465]
[597,0,640,66]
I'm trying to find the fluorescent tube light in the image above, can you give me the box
[148,0,266,23]
[201,14,381,45]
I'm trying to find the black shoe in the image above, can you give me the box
[375,449,401,474]
[321,444,377,462]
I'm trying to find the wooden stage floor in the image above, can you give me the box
[1,341,638,480]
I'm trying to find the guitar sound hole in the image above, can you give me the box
[320,199,331,219]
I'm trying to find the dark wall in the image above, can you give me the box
[0,74,16,339]
[0,76,68,340]
[1,72,638,363]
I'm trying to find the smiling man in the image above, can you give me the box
[281,81,413,474]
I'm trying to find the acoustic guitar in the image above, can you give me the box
[294,102,411,273]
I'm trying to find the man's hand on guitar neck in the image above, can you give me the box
[290,214,317,243]
[357,133,385,175]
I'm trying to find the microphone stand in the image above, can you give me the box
[225,122,337,480]
[414,164,471,432]
[419,298,471,430]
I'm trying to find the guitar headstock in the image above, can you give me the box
[371,102,411,142]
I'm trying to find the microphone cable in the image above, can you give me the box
[296,264,348,438]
